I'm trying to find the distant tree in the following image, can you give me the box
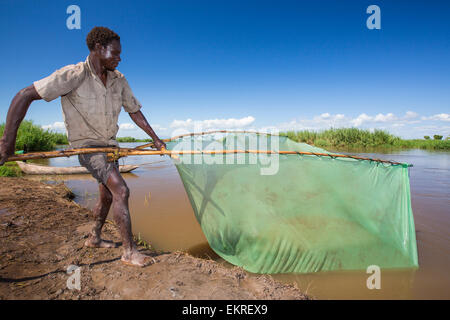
[433,135,443,140]
[424,136,430,140]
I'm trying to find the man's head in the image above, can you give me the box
[86,26,121,71]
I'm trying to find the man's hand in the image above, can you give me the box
[128,111,167,152]
[153,138,167,151]
[0,138,15,166]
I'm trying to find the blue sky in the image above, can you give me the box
[0,0,449,139]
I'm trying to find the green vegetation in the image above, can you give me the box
[0,120,68,152]
[0,120,69,177]
[391,139,450,150]
[281,128,450,150]
[51,132,69,145]
[133,233,153,250]
[0,162,22,177]
[116,136,152,143]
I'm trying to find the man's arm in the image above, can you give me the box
[0,85,42,165]
[128,110,166,150]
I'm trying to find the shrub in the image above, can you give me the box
[314,139,329,148]
[116,136,138,142]
[0,162,22,177]
[280,128,399,148]
[279,128,449,150]
[0,120,67,151]
[52,132,69,145]
[433,135,443,140]
[116,136,152,143]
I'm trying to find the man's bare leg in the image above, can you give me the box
[106,167,150,267]
[84,183,117,248]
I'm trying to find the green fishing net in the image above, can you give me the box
[166,132,418,274]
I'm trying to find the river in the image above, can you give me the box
[27,144,450,299]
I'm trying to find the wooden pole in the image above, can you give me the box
[6,147,408,166]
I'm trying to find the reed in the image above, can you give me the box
[0,120,68,151]
[0,162,22,177]
[281,128,449,150]
[116,136,152,143]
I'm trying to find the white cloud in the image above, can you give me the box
[42,122,66,131]
[421,113,450,122]
[348,111,418,127]
[115,123,169,139]
[404,111,419,119]
[171,119,193,128]
[278,111,433,132]
[411,125,449,138]
[119,123,137,130]
[315,113,345,122]
[351,113,372,127]
[150,124,167,131]
[374,113,397,122]
[170,116,255,130]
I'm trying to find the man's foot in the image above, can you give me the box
[84,236,117,248]
[121,250,155,267]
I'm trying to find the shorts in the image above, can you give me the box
[78,151,119,185]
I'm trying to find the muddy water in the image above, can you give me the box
[28,145,449,299]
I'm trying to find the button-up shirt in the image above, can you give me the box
[33,55,142,148]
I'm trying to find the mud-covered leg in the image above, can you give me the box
[84,183,117,248]
[106,168,151,267]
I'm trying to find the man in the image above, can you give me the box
[0,26,166,267]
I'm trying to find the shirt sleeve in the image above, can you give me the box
[121,77,142,113]
[33,62,86,102]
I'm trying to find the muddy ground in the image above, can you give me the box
[0,177,309,300]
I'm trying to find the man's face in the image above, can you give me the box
[97,39,122,71]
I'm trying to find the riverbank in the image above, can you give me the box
[281,128,450,150]
[0,177,309,300]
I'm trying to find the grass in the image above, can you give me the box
[0,162,22,177]
[104,220,154,251]
[0,121,152,177]
[0,120,69,152]
[116,136,152,143]
[133,233,153,250]
[0,120,70,177]
[391,139,450,150]
[280,128,450,150]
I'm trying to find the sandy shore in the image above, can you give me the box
[0,177,309,300]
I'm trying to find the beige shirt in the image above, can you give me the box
[33,56,142,148]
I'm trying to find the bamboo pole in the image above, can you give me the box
[6,147,408,166]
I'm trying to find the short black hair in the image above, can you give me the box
[86,26,120,51]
